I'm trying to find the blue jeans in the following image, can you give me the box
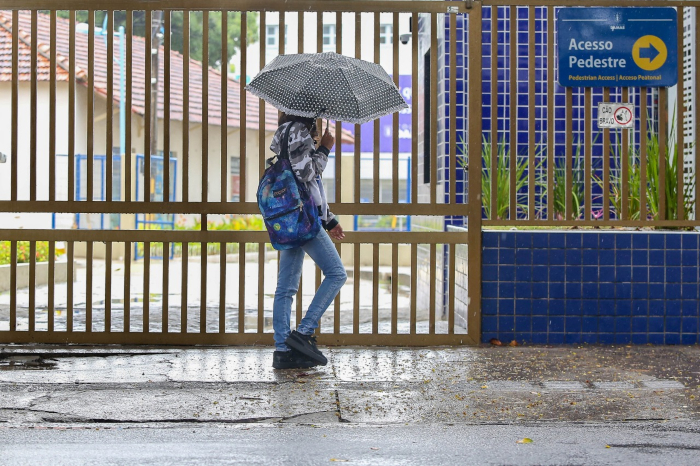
[273,228,347,352]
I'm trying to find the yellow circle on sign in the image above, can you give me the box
[632,35,667,71]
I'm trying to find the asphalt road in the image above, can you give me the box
[2,422,700,465]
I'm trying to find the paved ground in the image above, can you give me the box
[1,344,700,464]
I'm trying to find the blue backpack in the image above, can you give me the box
[257,123,321,250]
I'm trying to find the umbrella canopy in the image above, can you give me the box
[245,52,408,125]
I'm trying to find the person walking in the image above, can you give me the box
[270,113,347,370]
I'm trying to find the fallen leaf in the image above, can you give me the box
[516,438,533,444]
[509,340,519,347]
[330,459,349,463]
[490,338,503,346]
[606,445,611,449]
[370,447,379,451]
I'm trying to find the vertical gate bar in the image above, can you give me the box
[528,6,535,219]
[67,242,74,331]
[164,11,171,204]
[565,88,573,220]
[448,243,455,334]
[429,243,436,334]
[374,14,380,202]
[468,6,484,342]
[677,8,684,221]
[659,88,668,220]
[603,88,610,221]
[430,13,438,204]
[641,88,648,221]
[258,243,265,333]
[220,242,226,333]
[490,6,497,218]
[392,12,399,205]
[391,243,398,334]
[202,10,209,203]
[259,13,266,179]
[86,242,93,332]
[105,242,112,332]
[584,88,592,221]
[449,13,456,206]
[181,242,188,332]
[238,242,245,333]
[29,242,36,332]
[697,7,700,220]
[546,6,554,221]
[107,11,114,202]
[299,11,304,53]
[87,11,94,202]
[411,12,418,204]
[30,10,37,202]
[336,11,343,204]
[144,10,152,204]
[410,243,417,335]
[125,12,132,202]
[372,243,379,335]
[354,12,361,204]
[163,241,170,333]
[200,241,206,334]
[334,243,341,334]
[621,87,630,220]
[11,11,18,202]
[509,6,516,219]
[183,11,190,202]
[144,242,151,332]
[221,11,227,204]
[353,243,360,335]
[9,242,16,331]
[240,12,247,202]
[280,10,285,56]
[49,10,56,202]
[123,242,130,332]
[48,241,55,332]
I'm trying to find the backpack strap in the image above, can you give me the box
[277,122,295,161]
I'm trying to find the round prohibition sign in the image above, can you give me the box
[614,106,633,126]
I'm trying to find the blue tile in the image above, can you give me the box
[567,266,582,282]
[616,267,632,282]
[566,233,583,248]
[582,233,598,248]
[515,316,532,332]
[583,267,599,282]
[616,250,632,265]
[583,333,599,344]
[682,317,698,333]
[483,233,499,248]
[682,250,698,267]
[682,300,698,316]
[599,283,615,299]
[665,334,681,345]
[550,250,565,265]
[666,317,681,333]
[632,250,648,266]
[632,234,649,249]
[631,300,648,315]
[649,251,665,266]
[599,316,614,330]
[515,266,532,282]
[649,301,665,316]
[533,233,549,248]
[549,317,565,332]
[582,316,598,332]
[632,334,649,345]
[632,283,648,300]
[483,299,498,315]
[500,248,515,264]
[549,233,566,248]
[483,265,498,281]
[682,234,698,249]
[632,317,648,333]
[566,300,582,315]
[550,283,566,299]
[682,285,698,300]
[516,233,532,248]
[649,234,665,249]
[533,250,548,265]
[482,316,498,332]
[599,266,616,282]
[515,300,532,315]
[498,316,515,332]
[516,248,533,264]
[666,301,682,316]
[666,234,681,249]
[600,234,615,249]
[532,316,548,332]
[532,300,548,314]
[532,266,549,281]
[615,283,632,299]
[549,333,565,344]
[666,267,681,283]
[615,300,632,316]
[515,333,533,344]
[499,282,515,298]
[648,333,665,345]
[499,265,515,281]
[482,333,498,343]
[565,333,583,344]
[550,300,566,315]
[566,283,582,299]
[632,267,648,282]
[666,250,681,266]
[549,266,566,281]
[499,232,516,248]
[683,267,698,283]
[531,332,548,344]
[565,249,582,266]
[582,300,598,314]
[649,267,665,282]
[483,282,499,298]
[682,334,698,345]
[598,333,615,344]
[614,333,632,344]
[499,299,515,314]
[616,233,632,249]
[532,283,548,299]
[515,282,532,298]
[499,332,515,343]
[582,251,599,265]
[483,248,499,264]
[649,317,665,333]
[667,284,682,299]
[599,300,616,316]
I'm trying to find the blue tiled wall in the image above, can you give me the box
[481,231,700,345]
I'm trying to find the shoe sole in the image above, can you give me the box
[285,334,328,365]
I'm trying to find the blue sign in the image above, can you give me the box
[558,7,677,87]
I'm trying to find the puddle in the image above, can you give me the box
[0,356,57,370]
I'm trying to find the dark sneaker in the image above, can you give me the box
[272,350,318,370]
[285,330,328,365]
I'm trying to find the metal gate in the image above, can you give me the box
[0,1,482,346]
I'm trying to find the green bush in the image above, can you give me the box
[0,241,55,266]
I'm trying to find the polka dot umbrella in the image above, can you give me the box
[245,52,408,125]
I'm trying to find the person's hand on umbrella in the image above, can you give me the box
[321,126,335,151]
[328,223,345,241]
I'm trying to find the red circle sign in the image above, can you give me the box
[614,106,633,126]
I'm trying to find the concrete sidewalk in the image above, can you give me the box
[1,344,699,426]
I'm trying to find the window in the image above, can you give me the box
[323,24,336,47]
[379,24,393,45]
[266,25,278,47]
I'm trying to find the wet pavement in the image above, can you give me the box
[1,344,700,464]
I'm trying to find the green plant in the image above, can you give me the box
[0,241,55,266]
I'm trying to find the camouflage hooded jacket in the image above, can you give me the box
[270,121,338,231]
